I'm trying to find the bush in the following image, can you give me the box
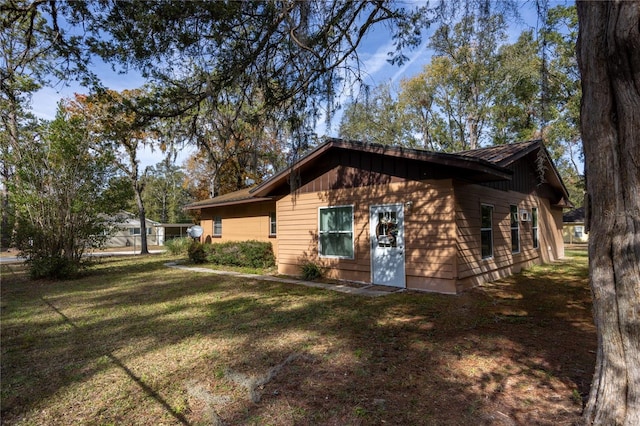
[205,240,275,268]
[300,262,323,281]
[188,241,207,264]
[164,237,193,255]
[28,255,81,279]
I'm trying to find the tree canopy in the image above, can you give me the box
[338,4,583,203]
[8,105,126,277]
[3,1,428,153]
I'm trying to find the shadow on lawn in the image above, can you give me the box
[1,254,595,425]
[40,297,190,425]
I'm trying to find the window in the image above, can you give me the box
[510,205,520,253]
[213,216,222,237]
[532,207,539,248]
[375,211,398,248]
[129,227,152,236]
[574,225,584,238]
[319,205,354,258]
[269,212,277,236]
[481,204,493,259]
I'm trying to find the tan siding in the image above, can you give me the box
[276,179,457,292]
[540,204,565,261]
[563,223,589,244]
[454,179,564,291]
[197,162,563,294]
[198,201,276,245]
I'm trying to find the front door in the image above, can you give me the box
[370,204,405,287]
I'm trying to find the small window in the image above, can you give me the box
[481,204,493,259]
[129,227,141,235]
[213,216,222,236]
[319,205,354,258]
[574,225,584,238]
[269,212,277,236]
[532,207,539,248]
[510,205,520,253]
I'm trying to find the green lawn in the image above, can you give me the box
[1,251,594,425]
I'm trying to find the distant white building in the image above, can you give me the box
[104,212,192,248]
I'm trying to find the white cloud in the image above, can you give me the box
[30,85,78,120]
[359,40,397,85]
[390,48,430,84]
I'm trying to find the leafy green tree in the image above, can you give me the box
[397,71,447,150]
[142,157,191,223]
[346,12,508,152]
[339,83,412,146]
[68,90,158,254]
[1,3,56,248]
[540,5,583,201]
[490,29,541,145]
[425,13,507,150]
[494,5,582,205]
[9,106,123,278]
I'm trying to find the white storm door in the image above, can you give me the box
[370,204,405,288]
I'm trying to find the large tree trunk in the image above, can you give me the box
[576,2,640,425]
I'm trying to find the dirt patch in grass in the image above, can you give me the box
[1,251,594,425]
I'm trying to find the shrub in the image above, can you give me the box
[188,241,207,264]
[205,241,275,268]
[300,262,323,281]
[28,255,81,279]
[164,237,193,255]
[238,240,276,268]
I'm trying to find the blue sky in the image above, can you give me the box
[29,0,570,167]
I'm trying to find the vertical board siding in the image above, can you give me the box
[277,179,458,292]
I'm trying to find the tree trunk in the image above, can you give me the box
[133,181,150,255]
[2,107,20,249]
[577,2,640,425]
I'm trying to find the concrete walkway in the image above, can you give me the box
[0,250,166,264]
[164,262,403,297]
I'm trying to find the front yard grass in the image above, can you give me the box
[1,250,594,425]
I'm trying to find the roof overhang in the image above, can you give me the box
[537,147,574,208]
[184,196,275,211]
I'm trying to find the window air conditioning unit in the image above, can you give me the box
[520,209,531,222]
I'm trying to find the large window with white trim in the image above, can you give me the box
[319,205,354,258]
[481,204,493,259]
[510,205,520,253]
[532,207,539,248]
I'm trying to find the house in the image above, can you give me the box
[104,212,162,248]
[185,139,572,294]
[563,207,588,244]
[104,212,193,248]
